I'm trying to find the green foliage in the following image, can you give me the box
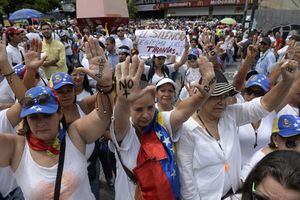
[127,0,138,19]
[0,0,8,15]
[3,0,60,15]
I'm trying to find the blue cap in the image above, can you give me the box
[245,74,270,92]
[49,72,74,90]
[20,86,59,118]
[188,48,199,57]
[14,63,26,79]
[278,114,300,137]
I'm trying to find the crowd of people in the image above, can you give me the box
[0,17,299,200]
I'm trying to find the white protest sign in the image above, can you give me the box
[135,29,186,56]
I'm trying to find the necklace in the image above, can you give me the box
[196,111,219,140]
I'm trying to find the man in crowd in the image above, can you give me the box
[5,27,25,68]
[41,22,68,79]
[115,26,133,50]
[105,36,119,71]
[255,37,276,75]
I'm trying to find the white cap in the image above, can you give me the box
[156,78,177,90]
[154,54,167,58]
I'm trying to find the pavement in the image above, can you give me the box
[97,59,241,200]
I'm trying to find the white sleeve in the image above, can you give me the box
[143,65,150,78]
[161,111,181,142]
[241,149,266,182]
[0,109,15,133]
[227,97,270,127]
[176,127,200,200]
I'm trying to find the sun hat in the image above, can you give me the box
[156,78,177,90]
[278,114,300,137]
[20,86,59,118]
[245,74,270,92]
[49,72,74,90]
[211,70,237,97]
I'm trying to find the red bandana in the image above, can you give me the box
[26,132,60,156]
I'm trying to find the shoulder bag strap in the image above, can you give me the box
[54,136,66,200]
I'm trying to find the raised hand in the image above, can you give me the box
[0,34,9,66]
[246,45,258,60]
[24,39,47,70]
[115,55,155,103]
[85,36,112,86]
[198,56,216,95]
[280,59,299,82]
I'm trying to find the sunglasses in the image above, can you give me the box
[284,137,299,149]
[20,94,51,108]
[188,55,197,61]
[252,182,269,200]
[245,88,266,97]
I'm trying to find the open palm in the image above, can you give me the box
[0,34,9,66]
[24,39,46,70]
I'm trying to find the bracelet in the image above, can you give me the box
[3,71,15,77]
[96,84,114,94]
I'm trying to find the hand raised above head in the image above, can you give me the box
[115,55,155,103]
[84,36,112,86]
[280,59,299,82]
[197,56,216,95]
[24,39,47,70]
[0,33,9,66]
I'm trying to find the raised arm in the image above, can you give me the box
[70,37,113,144]
[261,60,298,112]
[173,40,189,70]
[232,45,257,91]
[113,56,155,142]
[171,56,216,131]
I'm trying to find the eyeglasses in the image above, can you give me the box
[252,182,269,200]
[20,94,51,108]
[188,55,197,61]
[117,29,124,32]
[245,88,266,97]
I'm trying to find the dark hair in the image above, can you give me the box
[141,56,170,83]
[242,150,300,200]
[40,22,52,30]
[105,36,115,45]
[71,60,94,96]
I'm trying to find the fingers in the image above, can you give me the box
[85,41,92,60]
[135,60,145,81]
[1,33,6,46]
[122,57,130,78]
[37,40,42,53]
[88,36,98,57]
[94,37,103,56]
[129,55,139,77]
[281,60,299,73]
[37,55,47,67]
[115,63,122,81]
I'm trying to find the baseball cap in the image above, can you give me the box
[5,27,22,36]
[278,114,300,137]
[156,78,177,90]
[246,70,259,81]
[14,63,26,79]
[188,48,199,57]
[272,118,279,134]
[245,74,270,92]
[49,72,74,90]
[211,70,237,97]
[20,86,59,118]
[260,37,271,46]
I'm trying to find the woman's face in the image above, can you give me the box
[203,93,229,119]
[243,85,266,102]
[71,69,85,87]
[56,85,75,107]
[154,56,166,68]
[187,55,198,68]
[27,112,62,142]
[255,175,300,200]
[130,92,155,129]
[118,53,127,62]
[156,83,175,108]
[190,40,197,48]
[276,135,300,153]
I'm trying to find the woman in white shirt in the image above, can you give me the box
[155,78,177,111]
[176,61,299,200]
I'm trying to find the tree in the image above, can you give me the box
[127,0,138,19]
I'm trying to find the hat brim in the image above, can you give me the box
[211,83,238,97]
[53,82,74,90]
[278,129,300,137]
[20,103,58,118]
[245,82,268,92]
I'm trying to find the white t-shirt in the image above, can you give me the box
[109,111,180,200]
[0,79,15,104]
[6,44,25,67]
[277,104,299,117]
[240,148,267,181]
[14,134,95,200]
[0,109,18,197]
[176,97,270,200]
[26,32,41,42]
[115,37,133,50]
[143,64,177,85]
[237,94,276,166]
[76,90,91,103]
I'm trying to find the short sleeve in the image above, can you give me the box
[161,111,181,142]
[0,109,15,133]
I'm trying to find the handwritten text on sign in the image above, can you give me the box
[135,29,186,56]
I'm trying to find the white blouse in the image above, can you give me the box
[176,97,270,200]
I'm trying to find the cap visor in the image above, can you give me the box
[20,104,58,118]
[53,82,74,90]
